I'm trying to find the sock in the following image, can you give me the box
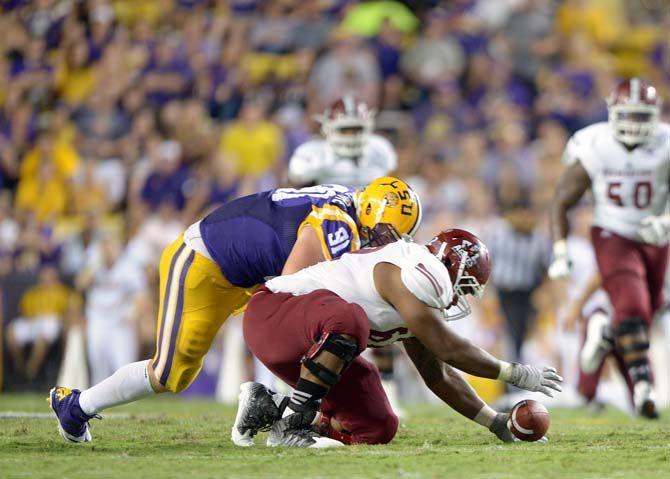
[627,359,652,384]
[616,317,652,385]
[287,378,327,415]
[79,360,155,415]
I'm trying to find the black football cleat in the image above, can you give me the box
[231,382,284,446]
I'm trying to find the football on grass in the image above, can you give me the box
[509,400,550,441]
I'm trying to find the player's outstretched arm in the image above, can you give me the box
[377,263,563,396]
[376,263,502,378]
[548,161,590,279]
[403,337,517,443]
[404,337,489,418]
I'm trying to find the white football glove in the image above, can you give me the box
[548,239,571,279]
[499,362,563,398]
[638,214,670,246]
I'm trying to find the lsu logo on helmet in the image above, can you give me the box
[356,176,422,247]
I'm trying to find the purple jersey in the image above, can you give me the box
[199,185,360,287]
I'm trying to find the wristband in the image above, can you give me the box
[473,404,497,428]
[552,239,568,257]
[497,361,513,381]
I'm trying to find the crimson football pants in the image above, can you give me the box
[243,287,399,445]
[591,227,669,327]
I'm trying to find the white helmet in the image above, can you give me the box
[607,78,662,146]
[317,95,374,158]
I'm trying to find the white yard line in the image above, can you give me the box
[0,411,132,419]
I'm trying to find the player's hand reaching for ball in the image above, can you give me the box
[498,362,563,397]
[489,413,516,443]
[488,412,548,444]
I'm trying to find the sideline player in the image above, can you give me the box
[288,95,396,188]
[288,95,403,414]
[49,177,422,443]
[549,78,670,418]
[233,229,562,447]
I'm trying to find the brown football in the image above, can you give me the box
[509,399,550,442]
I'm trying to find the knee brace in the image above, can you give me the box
[302,333,358,386]
[616,317,650,357]
[616,317,651,383]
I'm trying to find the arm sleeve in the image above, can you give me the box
[400,261,453,310]
[562,129,597,177]
[300,205,360,260]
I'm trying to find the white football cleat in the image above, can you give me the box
[580,311,614,374]
[633,381,659,419]
[266,427,344,448]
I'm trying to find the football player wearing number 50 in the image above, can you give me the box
[549,78,670,418]
[48,176,422,443]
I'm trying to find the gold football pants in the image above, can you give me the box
[151,236,254,393]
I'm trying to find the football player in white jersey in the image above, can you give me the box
[549,78,670,418]
[288,95,397,188]
[232,229,562,448]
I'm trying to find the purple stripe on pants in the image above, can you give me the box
[160,250,196,386]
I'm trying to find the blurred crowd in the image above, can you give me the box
[1,0,669,407]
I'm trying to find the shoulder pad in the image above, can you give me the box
[367,135,398,169]
[562,123,606,171]
[288,141,326,184]
[400,255,453,310]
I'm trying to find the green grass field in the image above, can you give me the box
[1,394,669,479]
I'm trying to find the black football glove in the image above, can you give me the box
[488,412,548,444]
[489,413,516,443]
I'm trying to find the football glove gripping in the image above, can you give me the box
[489,413,549,444]
[489,413,516,443]
[499,362,563,398]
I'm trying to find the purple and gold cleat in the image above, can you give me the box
[48,387,99,443]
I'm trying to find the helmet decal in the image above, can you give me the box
[356,176,422,247]
[426,228,491,321]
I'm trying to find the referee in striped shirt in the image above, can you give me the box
[485,190,550,362]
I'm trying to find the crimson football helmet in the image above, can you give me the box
[607,78,662,146]
[316,95,374,158]
[426,228,491,320]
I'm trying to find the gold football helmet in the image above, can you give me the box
[355,176,422,247]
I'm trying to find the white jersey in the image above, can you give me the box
[563,122,670,241]
[288,134,397,188]
[266,239,453,347]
